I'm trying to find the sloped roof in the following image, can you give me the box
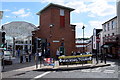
[2,21,36,39]
[37,3,75,15]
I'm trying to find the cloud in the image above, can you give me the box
[66,1,88,13]
[1,0,116,2]
[89,21,103,29]
[72,22,90,38]
[7,0,115,17]
[87,0,116,17]
[73,23,84,29]
[73,21,104,38]
[20,12,31,17]
[3,9,11,12]
[12,8,31,17]
[12,8,25,15]
[5,16,10,18]
[39,0,116,17]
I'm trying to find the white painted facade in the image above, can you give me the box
[102,17,117,38]
[117,0,120,35]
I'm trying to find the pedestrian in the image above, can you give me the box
[20,50,23,63]
[71,51,74,56]
[104,53,107,64]
[100,53,103,63]
[73,52,76,56]
[59,43,65,56]
[17,48,20,57]
[35,51,39,69]
[56,49,60,60]
[47,48,50,58]
[28,50,32,62]
[38,51,42,67]
[25,51,29,62]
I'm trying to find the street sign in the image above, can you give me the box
[59,55,92,65]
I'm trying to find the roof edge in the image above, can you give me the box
[37,3,75,15]
[102,16,117,25]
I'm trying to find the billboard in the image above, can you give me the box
[58,54,92,65]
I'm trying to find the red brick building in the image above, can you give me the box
[33,3,76,58]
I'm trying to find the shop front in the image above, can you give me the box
[102,35,119,58]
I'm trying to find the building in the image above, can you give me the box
[92,28,102,54]
[86,36,93,53]
[117,0,120,57]
[102,16,119,58]
[99,31,103,53]
[33,3,76,58]
[2,21,36,56]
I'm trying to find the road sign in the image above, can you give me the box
[96,37,100,43]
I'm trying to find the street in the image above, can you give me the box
[1,59,119,80]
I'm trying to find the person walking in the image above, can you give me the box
[38,51,42,68]
[71,51,74,56]
[56,49,60,60]
[17,48,20,57]
[28,50,32,62]
[103,53,107,64]
[20,50,23,63]
[25,51,29,62]
[35,51,39,69]
[59,43,65,56]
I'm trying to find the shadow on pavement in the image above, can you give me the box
[2,56,36,72]
[33,64,111,72]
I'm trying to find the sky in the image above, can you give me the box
[0,0,117,38]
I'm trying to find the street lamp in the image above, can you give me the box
[0,11,3,79]
[82,25,85,53]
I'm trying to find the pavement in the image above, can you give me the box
[34,63,111,71]
[2,55,36,72]
[2,56,111,72]
[2,57,118,79]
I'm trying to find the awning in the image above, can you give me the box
[101,44,114,48]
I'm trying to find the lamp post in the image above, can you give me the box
[82,25,85,53]
[0,11,3,79]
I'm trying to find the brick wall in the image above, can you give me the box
[34,6,75,58]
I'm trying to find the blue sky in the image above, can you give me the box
[0,0,116,38]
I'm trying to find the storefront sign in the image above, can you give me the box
[58,55,92,65]
[53,40,60,43]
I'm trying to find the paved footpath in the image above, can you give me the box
[1,57,119,79]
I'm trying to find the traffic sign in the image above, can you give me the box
[96,37,100,43]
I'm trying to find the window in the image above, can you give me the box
[107,23,109,31]
[111,21,114,29]
[104,24,106,31]
[60,9,64,16]
[60,9,65,27]
[108,34,110,36]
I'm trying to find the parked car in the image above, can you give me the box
[85,52,92,55]
[4,51,12,60]
[3,51,12,65]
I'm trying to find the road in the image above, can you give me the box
[2,59,119,80]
